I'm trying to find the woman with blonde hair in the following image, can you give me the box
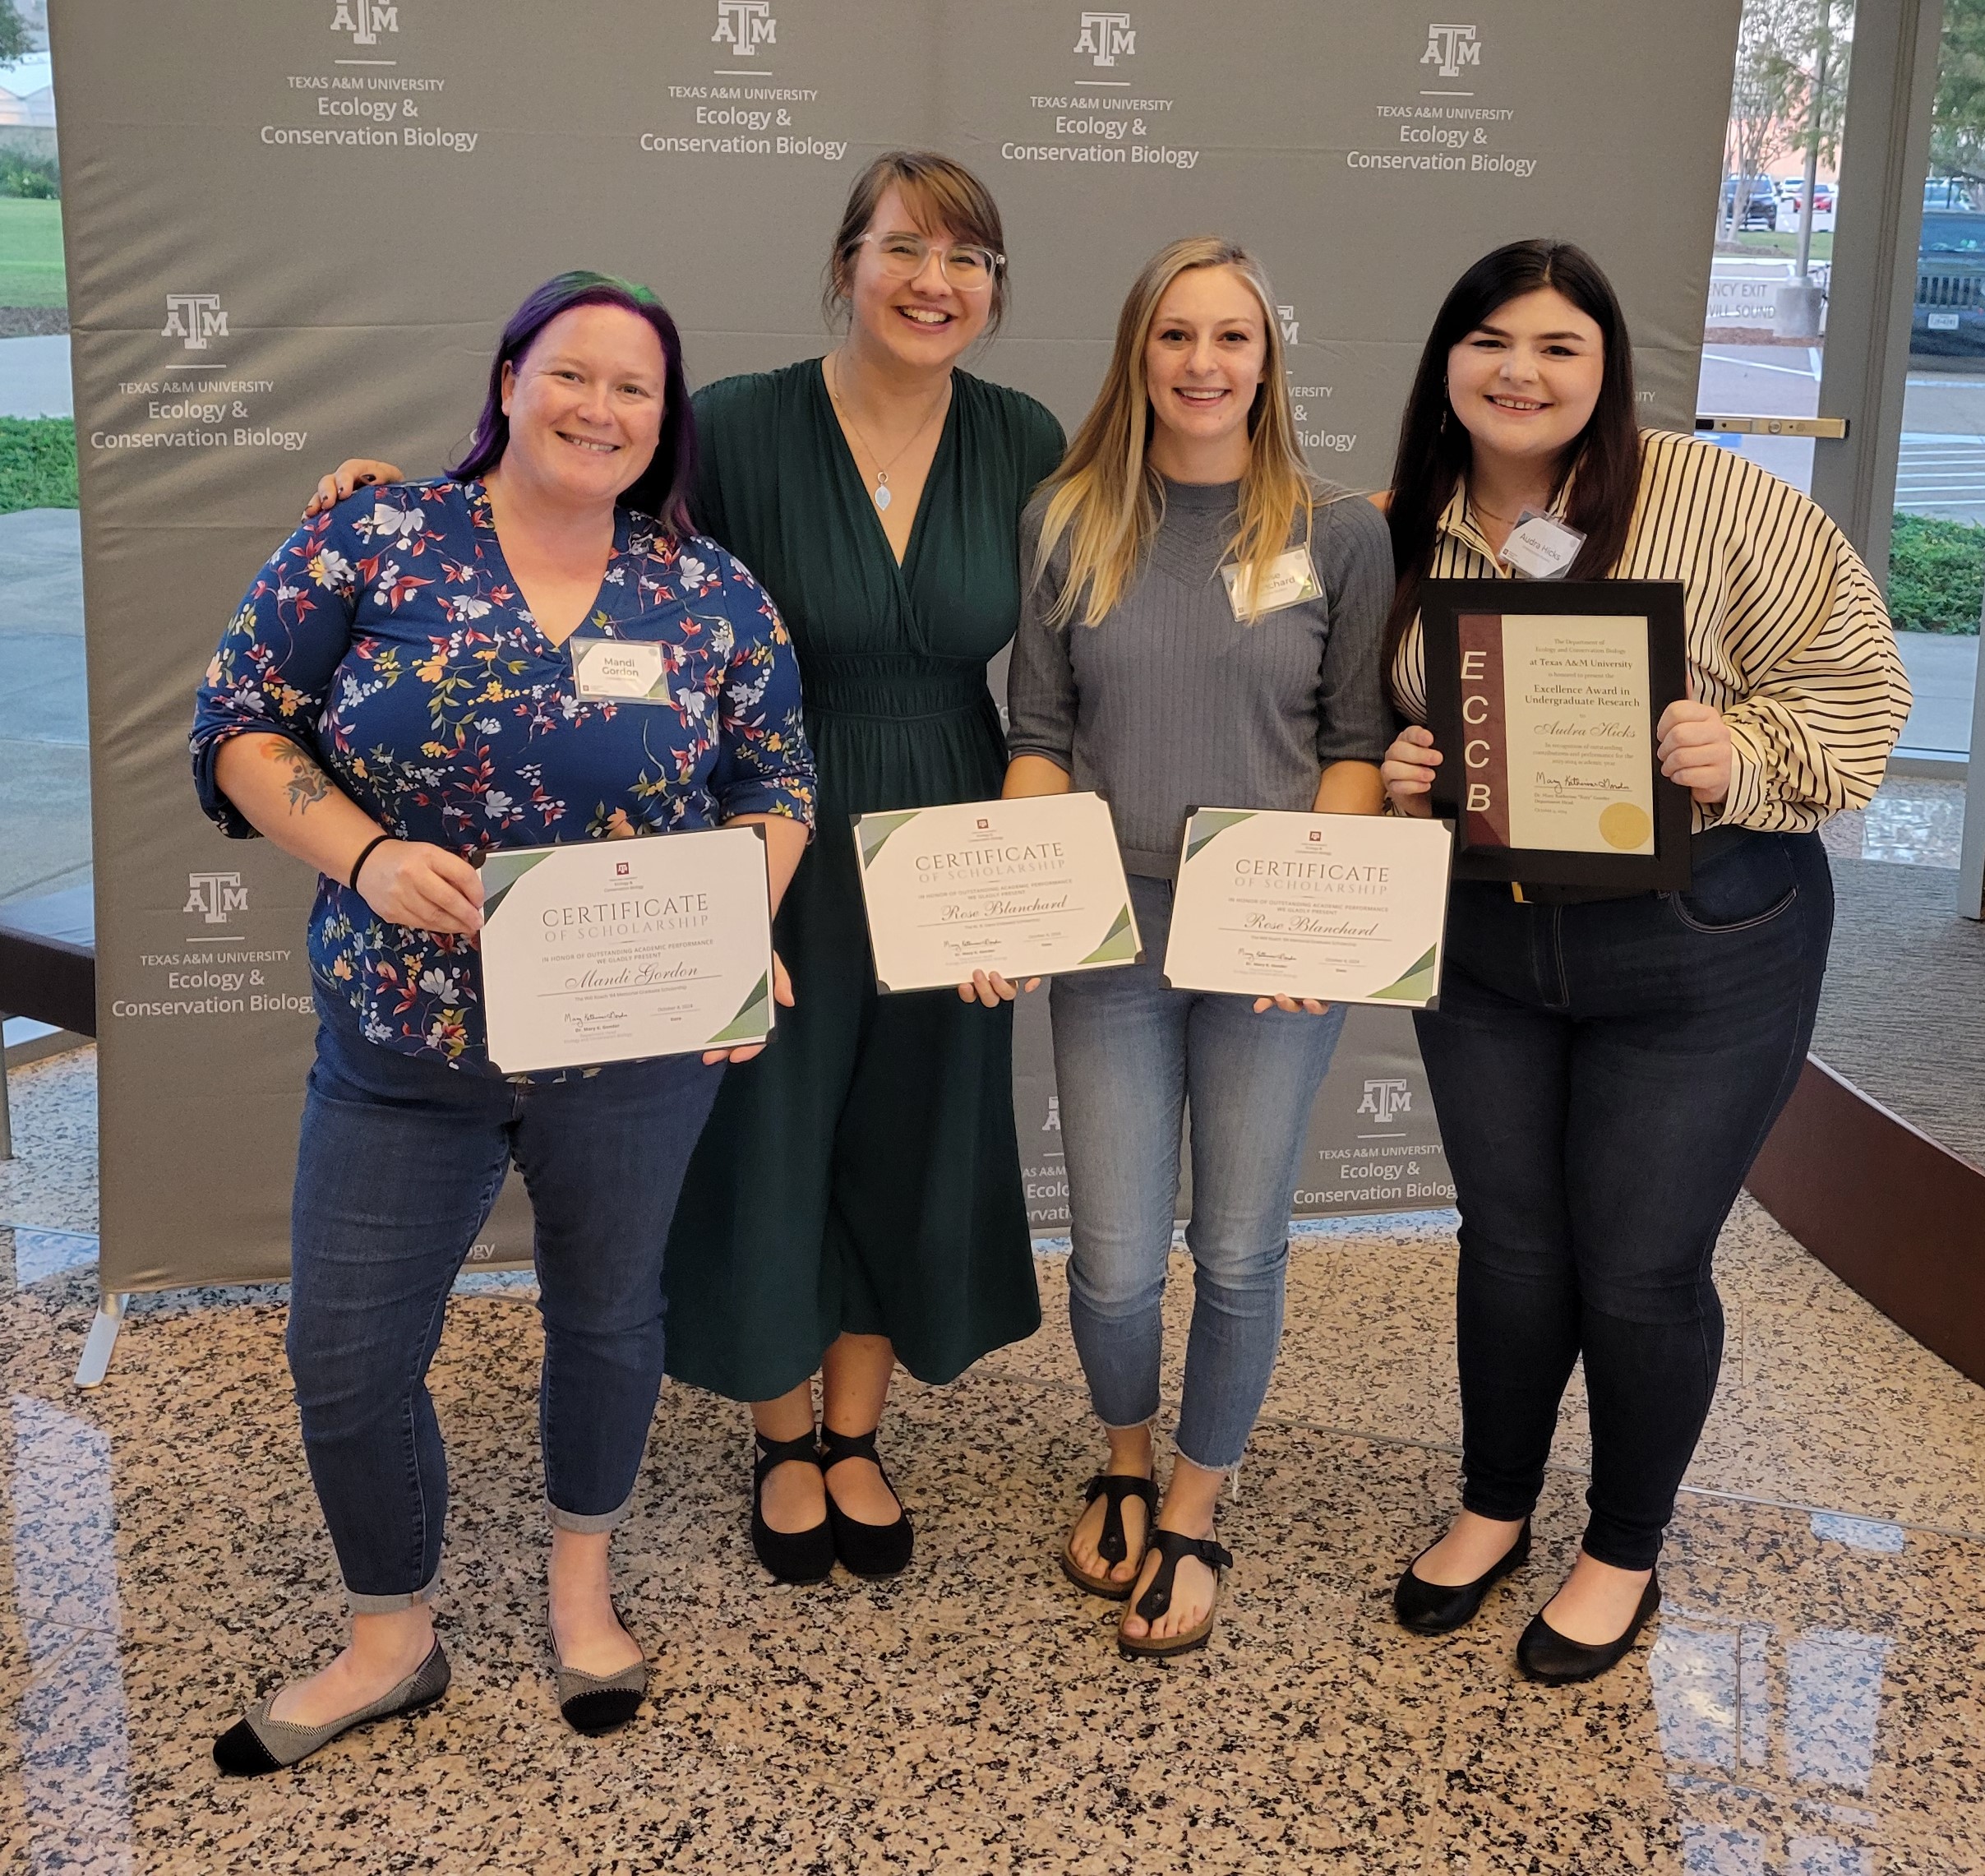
[995,236,1393,1656]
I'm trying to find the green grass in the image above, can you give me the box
[0,417,76,512]
[0,196,65,307]
[1717,230,1835,262]
[1888,511,1984,634]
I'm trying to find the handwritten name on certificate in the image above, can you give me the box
[1162,810,1453,1008]
[1493,614,1657,856]
[478,829,773,1074]
[852,792,1140,993]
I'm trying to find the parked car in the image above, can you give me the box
[1780,177,1835,213]
[1722,176,1779,230]
[1914,210,1985,355]
[1925,178,1974,212]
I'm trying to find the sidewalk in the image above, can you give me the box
[0,331,71,418]
[1895,631,1976,757]
[0,505,86,906]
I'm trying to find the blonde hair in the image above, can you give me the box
[1035,236,1313,626]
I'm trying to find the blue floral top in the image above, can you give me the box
[191,478,815,1070]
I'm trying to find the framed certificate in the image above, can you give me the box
[1420,580,1692,891]
[478,829,773,1074]
[1162,808,1453,1008]
[852,792,1141,993]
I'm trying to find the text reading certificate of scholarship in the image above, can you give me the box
[1162,810,1453,1008]
[852,792,1140,993]
[478,829,773,1073]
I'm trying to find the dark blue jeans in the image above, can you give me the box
[289,1009,722,1610]
[1413,832,1832,1570]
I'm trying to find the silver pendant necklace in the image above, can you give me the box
[829,353,949,514]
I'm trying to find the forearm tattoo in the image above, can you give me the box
[261,738,333,815]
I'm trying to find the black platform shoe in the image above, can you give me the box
[1392,1518,1531,1635]
[1516,1573,1662,1684]
[750,1429,835,1585]
[820,1425,914,1578]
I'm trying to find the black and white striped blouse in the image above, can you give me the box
[1390,429,1913,834]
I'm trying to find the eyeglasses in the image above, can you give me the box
[859,232,1004,291]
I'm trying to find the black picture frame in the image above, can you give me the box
[1420,579,1693,892]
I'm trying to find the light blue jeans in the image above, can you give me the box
[1050,875,1347,1472]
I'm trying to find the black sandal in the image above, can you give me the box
[1060,1473,1158,1600]
[1117,1529,1234,1660]
[820,1425,914,1578]
[750,1429,834,1585]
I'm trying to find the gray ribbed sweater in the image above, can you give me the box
[1005,478,1395,877]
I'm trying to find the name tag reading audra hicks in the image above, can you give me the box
[1496,510,1586,581]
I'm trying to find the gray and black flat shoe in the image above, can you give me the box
[212,1638,450,1777]
[553,1611,647,1735]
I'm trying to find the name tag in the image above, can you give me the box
[1221,545,1321,619]
[1498,509,1586,580]
[570,635,665,701]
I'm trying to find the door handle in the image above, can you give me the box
[1695,415,1849,438]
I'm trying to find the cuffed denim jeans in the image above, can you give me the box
[288,1005,722,1610]
[1413,831,1832,1571]
[1050,874,1348,1472]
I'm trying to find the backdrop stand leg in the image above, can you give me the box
[75,1291,128,1389]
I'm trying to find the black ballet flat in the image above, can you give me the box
[750,1429,835,1585]
[1392,1518,1531,1636]
[819,1425,913,1579]
[1516,1573,1662,1685]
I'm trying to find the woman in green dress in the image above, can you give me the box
[307,151,1064,1584]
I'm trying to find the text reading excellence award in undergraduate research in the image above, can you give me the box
[852,792,1141,993]
[1162,811,1454,1009]
[1419,578,1694,893]
[478,829,775,1074]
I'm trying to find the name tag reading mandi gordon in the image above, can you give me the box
[478,829,774,1074]
[1162,809,1454,1009]
[1420,579,1692,892]
[852,792,1141,993]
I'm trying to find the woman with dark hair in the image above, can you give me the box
[1379,240,1909,1682]
[307,155,1063,1587]
[192,271,815,1769]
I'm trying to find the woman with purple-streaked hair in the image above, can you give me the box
[191,272,815,1771]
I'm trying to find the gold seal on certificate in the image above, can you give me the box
[1161,809,1454,1009]
[852,792,1141,993]
[1420,579,1693,891]
[478,829,773,1073]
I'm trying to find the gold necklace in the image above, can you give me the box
[829,353,950,512]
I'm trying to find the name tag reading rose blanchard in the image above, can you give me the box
[1161,808,1454,1009]
[852,792,1141,994]
[478,829,773,1074]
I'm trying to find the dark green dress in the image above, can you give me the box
[662,361,1066,1401]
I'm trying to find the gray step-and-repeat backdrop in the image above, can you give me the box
[52,1,1738,1290]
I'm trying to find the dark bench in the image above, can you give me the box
[0,885,96,1038]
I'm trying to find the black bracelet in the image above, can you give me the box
[349,833,394,894]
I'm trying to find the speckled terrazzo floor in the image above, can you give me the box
[3,1047,1984,1874]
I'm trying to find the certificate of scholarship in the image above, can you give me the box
[1163,809,1453,1008]
[478,829,773,1074]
